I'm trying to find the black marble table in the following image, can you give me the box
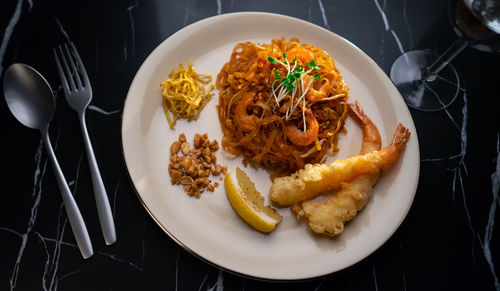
[1,0,500,290]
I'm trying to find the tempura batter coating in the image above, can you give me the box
[291,174,379,236]
[291,102,382,236]
[270,122,410,206]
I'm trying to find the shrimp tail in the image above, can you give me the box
[347,101,367,126]
[348,101,381,152]
[392,123,411,148]
[376,123,410,166]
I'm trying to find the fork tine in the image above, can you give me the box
[56,45,76,92]
[63,43,83,89]
[54,47,71,95]
[69,42,90,88]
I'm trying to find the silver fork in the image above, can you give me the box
[54,43,117,245]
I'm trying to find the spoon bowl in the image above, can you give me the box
[3,64,55,130]
[3,63,93,259]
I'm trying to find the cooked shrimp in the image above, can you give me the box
[284,111,319,147]
[270,123,410,206]
[302,74,330,103]
[286,46,314,64]
[234,92,259,132]
[348,101,382,155]
[291,101,382,236]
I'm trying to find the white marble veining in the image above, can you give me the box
[8,139,47,291]
[206,269,224,291]
[216,0,222,15]
[390,30,404,53]
[307,0,313,22]
[317,0,330,29]
[45,205,69,291]
[373,0,404,54]
[419,90,476,244]
[399,240,408,291]
[39,234,143,270]
[87,104,122,115]
[402,269,407,291]
[38,150,83,290]
[0,0,23,78]
[34,232,50,291]
[457,93,474,233]
[54,17,70,42]
[2,226,138,289]
[54,265,90,289]
[141,218,146,262]
[0,227,23,238]
[401,0,413,49]
[421,91,472,231]
[175,249,179,291]
[198,273,209,291]
[7,123,61,289]
[184,0,191,26]
[112,167,124,216]
[480,133,500,290]
[374,0,389,29]
[313,278,326,291]
[418,81,500,290]
[372,264,379,291]
[124,1,138,62]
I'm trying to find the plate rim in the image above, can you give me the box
[121,11,420,281]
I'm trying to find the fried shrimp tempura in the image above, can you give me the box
[291,102,382,236]
[270,117,410,206]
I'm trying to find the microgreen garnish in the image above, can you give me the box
[267,54,322,130]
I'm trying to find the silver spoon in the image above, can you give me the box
[3,63,93,259]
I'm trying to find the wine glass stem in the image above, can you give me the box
[423,38,469,81]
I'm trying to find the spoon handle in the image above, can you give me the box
[42,130,94,259]
[79,112,117,245]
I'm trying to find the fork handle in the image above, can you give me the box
[42,129,93,259]
[79,112,117,245]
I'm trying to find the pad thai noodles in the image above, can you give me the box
[216,38,349,174]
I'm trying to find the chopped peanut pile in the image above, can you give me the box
[168,133,227,198]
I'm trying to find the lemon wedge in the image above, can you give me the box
[224,168,282,233]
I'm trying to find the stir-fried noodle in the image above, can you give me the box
[216,38,349,174]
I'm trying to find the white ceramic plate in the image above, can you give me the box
[122,12,420,281]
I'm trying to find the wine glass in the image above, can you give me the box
[390,0,500,112]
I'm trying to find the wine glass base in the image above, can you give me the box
[390,50,460,112]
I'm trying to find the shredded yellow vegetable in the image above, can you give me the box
[161,58,214,129]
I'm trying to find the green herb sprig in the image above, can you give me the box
[267,53,322,127]
[268,56,321,93]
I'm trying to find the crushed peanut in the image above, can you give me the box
[168,133,227,198]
